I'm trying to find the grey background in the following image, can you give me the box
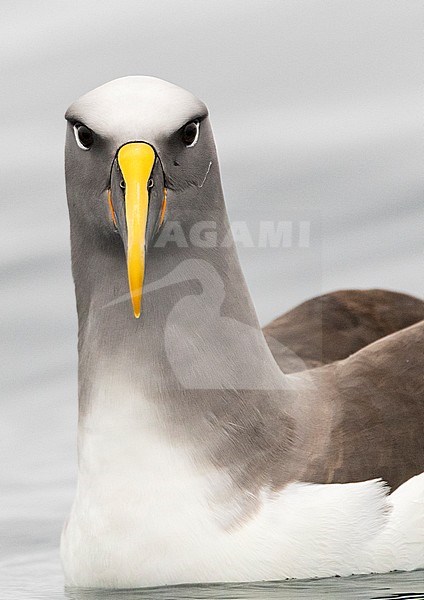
[0,1,422,596]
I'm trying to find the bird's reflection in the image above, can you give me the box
[64,571,424,600]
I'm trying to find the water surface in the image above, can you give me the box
[2,546,424,600]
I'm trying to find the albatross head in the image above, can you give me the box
[65,76,214,318]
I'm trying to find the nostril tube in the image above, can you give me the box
[120,180,126,190]
[148,178,154,189]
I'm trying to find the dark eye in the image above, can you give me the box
[73,122,94,150]
[182,120,200,147]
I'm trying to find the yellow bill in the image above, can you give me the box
[117,142,155,318]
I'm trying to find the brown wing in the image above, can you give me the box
[298,319,424,490]
[263,289,424,373]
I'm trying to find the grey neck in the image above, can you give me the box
[70,167,287,396]
[68,166,300,489]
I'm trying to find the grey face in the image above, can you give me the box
[64,76,215,317]
[65,76,212,233]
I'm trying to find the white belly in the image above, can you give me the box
[61,414,255,588]
[61,385,424,587]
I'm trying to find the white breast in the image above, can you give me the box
[61,378,424,588]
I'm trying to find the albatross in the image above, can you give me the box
[61,76,424,589]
